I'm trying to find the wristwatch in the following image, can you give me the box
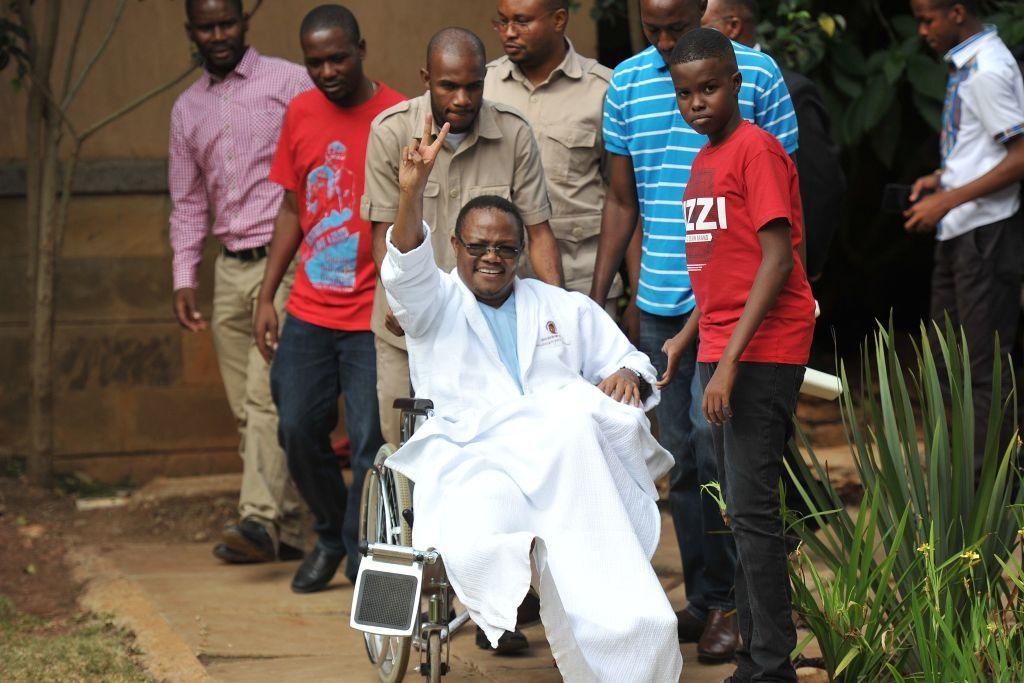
[620,367,642,381]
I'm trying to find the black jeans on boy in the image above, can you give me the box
[930,211,1023,476]
[699,361,804,682]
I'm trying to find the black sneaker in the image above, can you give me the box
[475,626,529,655]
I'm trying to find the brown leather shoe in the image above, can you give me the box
[697,609,739,663]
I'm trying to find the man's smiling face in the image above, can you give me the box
[452,208,523,307]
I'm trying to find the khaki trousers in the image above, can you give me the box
[374,337,412,447]
[211,254,304,550]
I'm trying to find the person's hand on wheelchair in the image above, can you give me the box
[598,368,643,407]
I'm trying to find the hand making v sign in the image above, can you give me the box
[399,113,450,197]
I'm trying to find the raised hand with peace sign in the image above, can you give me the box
[398,112,450,197]
[391,113,451,254]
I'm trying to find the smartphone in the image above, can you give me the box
[882,183,933,213]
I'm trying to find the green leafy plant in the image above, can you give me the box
[786,319,1024,679]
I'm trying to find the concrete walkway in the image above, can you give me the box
[76,511,741,682]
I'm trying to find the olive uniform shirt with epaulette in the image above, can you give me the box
[362,91,552,348]
[484,40,621,299]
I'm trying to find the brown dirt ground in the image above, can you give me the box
[0,476,240,623]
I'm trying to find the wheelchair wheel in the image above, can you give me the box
[427,631,442,683]
[359,443,414,683]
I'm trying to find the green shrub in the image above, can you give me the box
[787,320,1024,680]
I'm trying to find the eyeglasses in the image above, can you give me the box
[491,11,555,34]
[456,234,522,260]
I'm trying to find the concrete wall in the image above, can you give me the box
[0,0,598,160]
[0,1,598,483]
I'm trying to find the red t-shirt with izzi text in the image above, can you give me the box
[683,120,815,364]
[269,83,404,330]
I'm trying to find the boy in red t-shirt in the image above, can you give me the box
[657,28,816,682]
[253,5,404,594]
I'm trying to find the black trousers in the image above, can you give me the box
[699,361,805,682]
[930,211,1023,474]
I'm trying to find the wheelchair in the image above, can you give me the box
[351,398,471,683]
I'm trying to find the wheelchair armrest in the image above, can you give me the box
[393,398,434,415]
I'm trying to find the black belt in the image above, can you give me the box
[222,245,268,261]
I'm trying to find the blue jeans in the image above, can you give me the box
[700,362,803,681]
[270,315,384,582]
[638,311,736,619]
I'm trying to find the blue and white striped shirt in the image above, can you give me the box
[604,43,798,316]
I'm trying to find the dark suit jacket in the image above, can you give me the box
[783,67,846,279]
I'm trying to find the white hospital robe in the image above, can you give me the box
[380,224,683,682]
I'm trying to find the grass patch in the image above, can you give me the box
[0,596,151,682]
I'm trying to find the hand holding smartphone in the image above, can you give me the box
[882,179,937,213]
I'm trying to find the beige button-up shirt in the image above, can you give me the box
[362,91,552,347]
[484,40,620,298]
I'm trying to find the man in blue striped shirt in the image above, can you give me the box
[589,0,798,664]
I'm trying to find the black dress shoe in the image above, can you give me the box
[676,607,707,643]
[291,545,343,593]
[277,542,305,561]
[475,626,529,655]
[213,543,260,564]
[222,519,275,563]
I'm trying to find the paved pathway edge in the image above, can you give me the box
[69,546,214,683]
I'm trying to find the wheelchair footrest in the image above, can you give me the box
[350,550,423,637]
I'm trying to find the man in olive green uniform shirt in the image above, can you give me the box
[362,27,560,446]
[484,0,622,306]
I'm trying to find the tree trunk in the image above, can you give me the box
[24,0,61,486]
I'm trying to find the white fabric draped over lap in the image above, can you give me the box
[381,224,683,682]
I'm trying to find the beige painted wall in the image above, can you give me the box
[0,0,597,161]
[0,0,599,482]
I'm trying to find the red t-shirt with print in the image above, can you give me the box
[269,83,405,330]
[683,120,815,364]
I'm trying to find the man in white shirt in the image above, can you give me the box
[380,115,683,682]
[906,0,1024,474]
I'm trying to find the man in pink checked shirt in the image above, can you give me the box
[168,0,312,564]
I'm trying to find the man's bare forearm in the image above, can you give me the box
[258,192,303,304]
[372,221,390,271]
[591,196,639,305]
[625,225,642,296]
[525,221,564,286]
[591,153,640,306]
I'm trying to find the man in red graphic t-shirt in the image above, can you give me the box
[657,29,815,682]
[253,4,404,594]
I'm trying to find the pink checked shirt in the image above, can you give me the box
[168,47,312,290]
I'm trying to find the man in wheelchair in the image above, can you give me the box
[379,115,683,681]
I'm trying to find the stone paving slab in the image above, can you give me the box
[80,512,786,681]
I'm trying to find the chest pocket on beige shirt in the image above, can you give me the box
[542,125,597,182]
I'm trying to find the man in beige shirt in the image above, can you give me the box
[363,27,562,451]
[484,0,621,310]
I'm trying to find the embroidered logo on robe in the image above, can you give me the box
[538,320,567,347]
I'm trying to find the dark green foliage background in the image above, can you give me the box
[593,0,1024,353]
